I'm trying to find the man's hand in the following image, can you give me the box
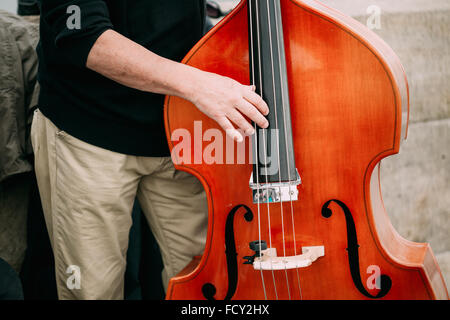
[188,71,269,142]
[87,29,269,141]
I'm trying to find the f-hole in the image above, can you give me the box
[202,204,254,300]
[322,199,392,299]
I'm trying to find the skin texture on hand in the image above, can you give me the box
[86,29,269,142]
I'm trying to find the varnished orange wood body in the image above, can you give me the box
[164,0,449,299]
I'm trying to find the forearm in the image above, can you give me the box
[86,29,269,140]
[86,29,199,101]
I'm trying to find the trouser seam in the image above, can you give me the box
[52,128,70,299]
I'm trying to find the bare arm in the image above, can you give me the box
[86,29,269,142]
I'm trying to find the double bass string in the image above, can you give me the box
[273,0,303,299]
[248,0,267,300]
[255,0,279,300]
[265,0,291,300]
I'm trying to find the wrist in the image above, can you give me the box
[173,64,206,103]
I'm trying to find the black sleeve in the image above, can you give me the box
[40,0,114,67]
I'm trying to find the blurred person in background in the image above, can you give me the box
[0,0,40,300]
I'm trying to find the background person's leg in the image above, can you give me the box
[0,257,23,300]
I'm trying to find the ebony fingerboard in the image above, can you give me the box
[248,0,297,184]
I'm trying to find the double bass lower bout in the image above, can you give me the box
[202,199,390,300]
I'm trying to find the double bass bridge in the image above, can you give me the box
[244,240,325,270]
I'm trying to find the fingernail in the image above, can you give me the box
[246,128,255,135]
[263,121,269,128]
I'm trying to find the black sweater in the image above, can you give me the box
[37,0,205,156]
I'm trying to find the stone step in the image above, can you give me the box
[380,119,449,254]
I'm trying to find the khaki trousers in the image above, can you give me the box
[30,109,208,300]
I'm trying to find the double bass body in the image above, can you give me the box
[164,0,449,299]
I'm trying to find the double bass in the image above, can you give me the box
[164,0,449,299]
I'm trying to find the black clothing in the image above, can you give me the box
[37,0,205,156]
